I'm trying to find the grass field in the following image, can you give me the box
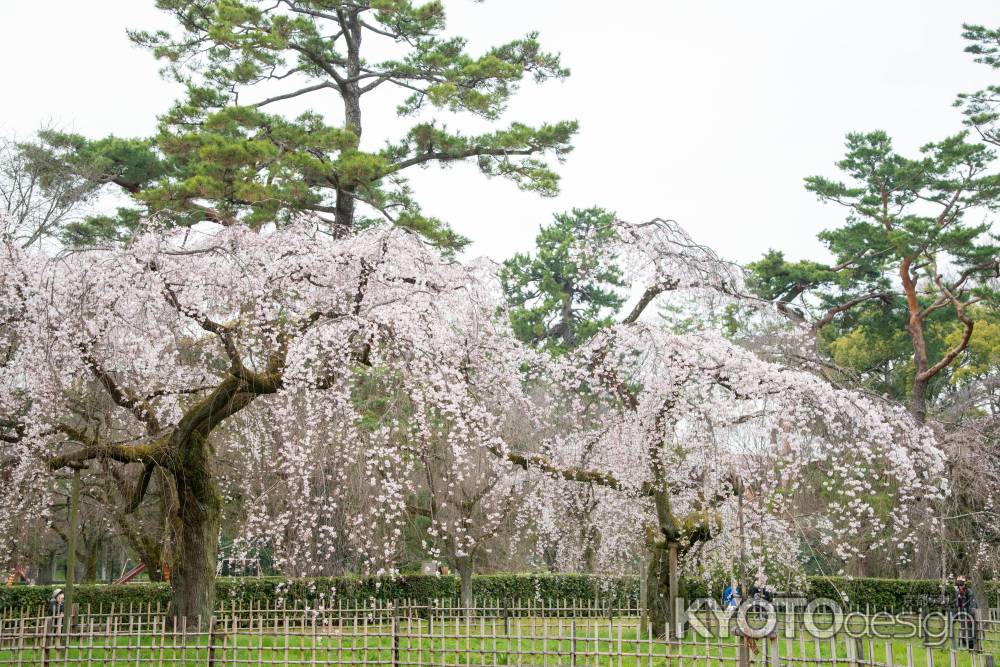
[1,616,996,666]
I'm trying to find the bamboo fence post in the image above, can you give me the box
[571,618,577,667]
[134,612,143,667]
[156,613,164,667]
[391,614,399,667]
[16,615,25,667]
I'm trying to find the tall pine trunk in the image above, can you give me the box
[334,17,362,232]
[910,377,929,425]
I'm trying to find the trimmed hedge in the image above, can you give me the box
[0,574,637,613]
[1,574,995,614]
[211,573,639,608]
[0,583,168,613]
[806,576,999,612]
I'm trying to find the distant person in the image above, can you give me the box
[954,577,977,650]
[748,573,777,639]
[723,579,742,611]
[48,588,64,617]
[750,574,772,605]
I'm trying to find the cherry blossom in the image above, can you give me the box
[0,213,948,625]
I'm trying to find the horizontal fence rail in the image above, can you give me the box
[0,601,996,666]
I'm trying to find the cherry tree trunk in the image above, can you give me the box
[645,540,684,638]
[582,515,600,574]
[456,557,474,612]
[82,539,100,582]
[168,456,221,627]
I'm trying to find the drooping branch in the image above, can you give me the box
[161,281,244,373]
[621,281,679,325]
[77,342,161,434]
[48,427,169,472]
[125,461,156,513]
[102,459,161,516]
[502,447,655,497]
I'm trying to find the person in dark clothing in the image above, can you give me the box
[954,577,978,650]
[750,574,773,604]
[48,588,64,617]
[742,573,777,640]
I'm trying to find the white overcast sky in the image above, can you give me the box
[3,1,999,265]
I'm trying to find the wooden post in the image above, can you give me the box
[638,556,648,635]
[737,638,750,667]
[16,616,26,664]
[668,542,679,639]
[207,616,217,667]
[571,618,577,667]
[845,633,857,667]
[41,616,51,667]
[975,607,983,654]
[65,466,82,635]
[392,615,400,667]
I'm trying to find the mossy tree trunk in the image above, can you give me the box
[168,453,221,625]
[645,488,685,638]
[50,356,285,629]
[164,378,266,626]
[644,488,710,638]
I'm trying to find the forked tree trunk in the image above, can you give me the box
[645,540,684,638]
[646,488,700,639]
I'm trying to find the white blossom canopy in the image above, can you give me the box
[0,215,948,583]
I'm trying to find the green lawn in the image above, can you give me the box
[0,617,994,666]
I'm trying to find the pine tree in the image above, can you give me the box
[749,131,1000,423]
[501,207,625,354]
[29,1,578,249]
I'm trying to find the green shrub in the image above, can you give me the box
[0,583,169,614]
[213,573,639,609]
[1,574,994,615]
[804,576,999,612]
